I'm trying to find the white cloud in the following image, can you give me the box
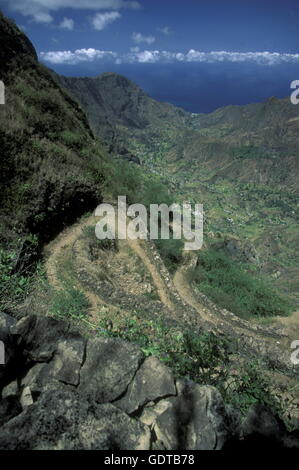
[157,26,171,35]
[40,48,117,64]
[3,0,140,23]
[132,32,155,45]
[184,49,299,65]
[133,50,160,63]
[91,11,121,31]
[128,50,181,64]
[33,11,54,23]
[40,48,299,66]
[59,17,74,30]
[175,52,184,61]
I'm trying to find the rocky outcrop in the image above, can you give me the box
[115,356,176,414]
[0,312,298,450]
[0,389,151,450]
[221,238,260,265]
[153,381,237,450]
[0,313,17,386]
[78,336,143,403]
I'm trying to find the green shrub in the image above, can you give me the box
[49,285,89,320]
[0,250,29,306]
[103,158,142,203]
[159,329,229,386]
[98,315,229,385]
[60,130,85,150]
[140,180,173,208]
[154,238,184,273]
[191,248,292,318]
[0,245,42,312]
[233,145,268,160]
[225,361,282,416]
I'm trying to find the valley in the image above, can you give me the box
[0,10,298,449]
[60,73,299,309]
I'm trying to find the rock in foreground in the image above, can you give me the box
[0,313,298,450]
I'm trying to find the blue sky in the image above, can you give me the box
[1,0,299,112]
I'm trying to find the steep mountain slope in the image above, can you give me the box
[178,96,299,188]
[0,12,109,249]
[0,13,134,321]
[59,72,189,155]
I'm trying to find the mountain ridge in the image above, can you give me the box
[59,71,189,156]
[59,71,299,188]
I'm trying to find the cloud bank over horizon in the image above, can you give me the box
[40,47,299,66]
[2,0,299,113]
